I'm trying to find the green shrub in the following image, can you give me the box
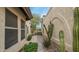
[27,34,33,41]
[27,31,42,41]
[23,42,38,52]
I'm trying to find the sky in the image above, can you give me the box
[30,7,49,29]
[30,7,49,17]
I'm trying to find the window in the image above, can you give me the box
[5,9,18,49]
[25,25,28,38]
[21,20,25,40]
[5,9,17,28]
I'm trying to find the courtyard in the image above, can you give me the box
[0,7,79,52]
[24,7,79,52]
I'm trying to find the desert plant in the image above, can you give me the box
[34,32,42,36]
[43,22,54,48]
[23,42,38,52]
[48,22,54,40]
[59,30,65,52]
[27,31,43,41]
[73,7,79,52]
[43,37,51,48]
[27,34,33,41]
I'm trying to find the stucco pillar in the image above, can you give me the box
[0,8,5,52]
[18,17,21,42]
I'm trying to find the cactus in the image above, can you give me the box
[48,22,54,40]
[73,7,79,52]
[43,22,54,48]
[59,31,65,52]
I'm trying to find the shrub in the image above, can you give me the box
[27,32,42,41]
[27,34,33,41]
[23,42,38,52]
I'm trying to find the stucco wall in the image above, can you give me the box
[0,8,5,52]
[43,7,74,51]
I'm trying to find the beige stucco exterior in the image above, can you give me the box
[0,7,32,52]
[43,7,74,52]
[0,8,5,52]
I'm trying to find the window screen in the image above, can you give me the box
[5,29,18,49]
[21,20,25,29]
[21,30,25,40]
[5,9,18,49]
[5,9,17,28]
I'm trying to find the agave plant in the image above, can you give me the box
[43,22,54,48]
[59,30,65,52]
[73,7,79,52]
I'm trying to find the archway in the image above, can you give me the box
[51,14,72,51]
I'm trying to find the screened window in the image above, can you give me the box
[5,9,17,28]
[21,20,25,40]
[5,9,18,49]
[21,20,25,29]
